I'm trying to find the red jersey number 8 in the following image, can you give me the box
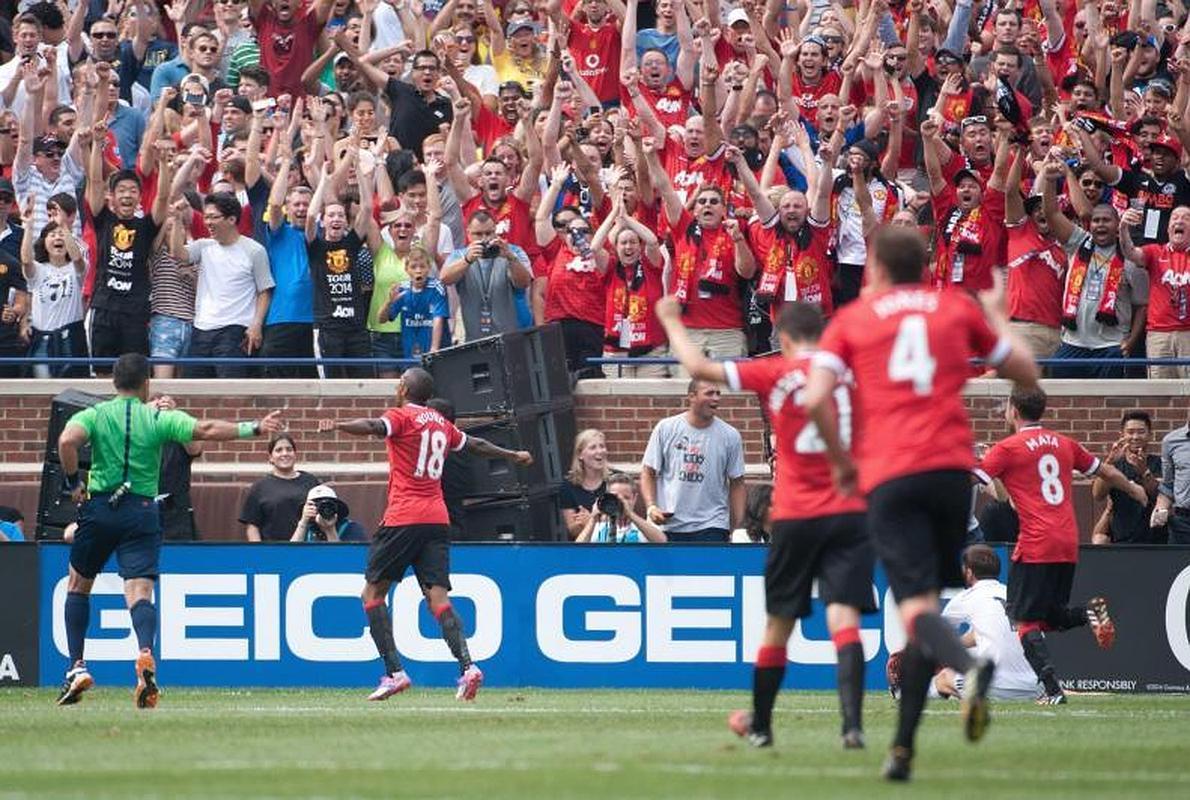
[414,429,448,479]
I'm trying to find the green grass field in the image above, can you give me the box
[2,688,1187,799]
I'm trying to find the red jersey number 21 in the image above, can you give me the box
[414,429,448,479]
[888,315,936,395]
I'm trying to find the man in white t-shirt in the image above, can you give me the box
[888,545,1041,702]
[172,192,274,379]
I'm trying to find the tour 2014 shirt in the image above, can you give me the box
[91,207,159,317]
[309,231,369,329]
[641,414,745,533]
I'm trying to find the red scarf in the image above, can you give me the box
[934,204,984,285]
[673,221,732,307]
[754,225,830,308]
[1062,236,1126,329]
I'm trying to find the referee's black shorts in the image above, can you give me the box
[365,524,452,589]
[866,469,971,602]
[767,513,876,619]
[1007,561,1077,623]
[70,494,162,580]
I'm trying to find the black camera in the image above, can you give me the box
[315,498,339,520]
[596,493,622,517]
[481,240,501,259]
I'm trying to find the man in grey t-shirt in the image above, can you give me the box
[440,210,532,341]
[640,380,747,543]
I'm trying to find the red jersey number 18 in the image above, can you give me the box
[888,315,937,395]
[414,429,448,479]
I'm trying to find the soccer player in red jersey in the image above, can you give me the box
[803,227,1040,781]
[656,296,875,751]
[975,387,1142,704]
[318,368,532,702]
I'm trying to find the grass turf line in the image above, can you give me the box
[1,689,1187,799]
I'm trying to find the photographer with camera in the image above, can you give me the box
[575,473,667,544]
[290,485,367,543]
[440,209,533,342]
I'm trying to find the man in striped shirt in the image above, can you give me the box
[14,62,84,240]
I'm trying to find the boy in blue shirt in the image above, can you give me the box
[378,245,450,357]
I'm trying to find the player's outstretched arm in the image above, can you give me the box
[193,410,286,442]
[1093,461,1149,506]
[318,418,387,438]
[465,435,533,466]
[655,296,729,384]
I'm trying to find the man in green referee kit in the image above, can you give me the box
[55,353,285,708]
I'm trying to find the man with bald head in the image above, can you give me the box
[318,368,533,703]
[1040,159,1150,379]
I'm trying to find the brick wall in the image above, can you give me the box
[0,380,1186,468]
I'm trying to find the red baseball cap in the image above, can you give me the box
[1151,134,1183,158]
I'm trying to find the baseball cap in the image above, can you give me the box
[0,178,14,198]
[307,485,350,519]
[1151,133,1183,157]
[727,8,751,27]
[935,48,964,65]
[506,20,539,36]
[228,95,252,114]
[33,135,64,155]
[952,167,981,186]
[850,139,881,161]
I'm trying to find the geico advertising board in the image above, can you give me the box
[37,544,913,689]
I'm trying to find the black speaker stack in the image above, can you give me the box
[36,389,106,539]
[422,324,574,541]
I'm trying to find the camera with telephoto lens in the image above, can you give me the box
[596,492,622,517]
[481,239,501,259]
[315,498,339,521]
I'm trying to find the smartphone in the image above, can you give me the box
[183,92,206,106]
[252,98,277,112]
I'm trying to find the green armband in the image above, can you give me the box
[237,421,259,439]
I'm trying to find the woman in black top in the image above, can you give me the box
[239,435,322,541]
[560,428,609,540]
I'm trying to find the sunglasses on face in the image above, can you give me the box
[456,36,476,44]
[91,31,118,39]
[695,196,721,205]
[823,35,844,44]
[196,45,219,54]
[568,226,591,235]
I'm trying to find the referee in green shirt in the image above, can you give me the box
[55,354,284,708]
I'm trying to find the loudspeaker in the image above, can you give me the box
[455,491,563,542]
[36,461,78,540]
[422,324,571,417]
[460,407,576,496]
[45,389,106,467]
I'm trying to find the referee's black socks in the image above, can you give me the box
[833,628,865,734]
[911,612,974,672]
[751,645,787,735]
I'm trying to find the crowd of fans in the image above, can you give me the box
[0,0,1187,380]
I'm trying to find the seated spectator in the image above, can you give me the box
[291,484,367,542]
[0,505,24,542]
[239,434,322,542]
[732,484,772,543]
[1092,410,1165,544]
[575,472,666,542]
[560,428,609,540]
